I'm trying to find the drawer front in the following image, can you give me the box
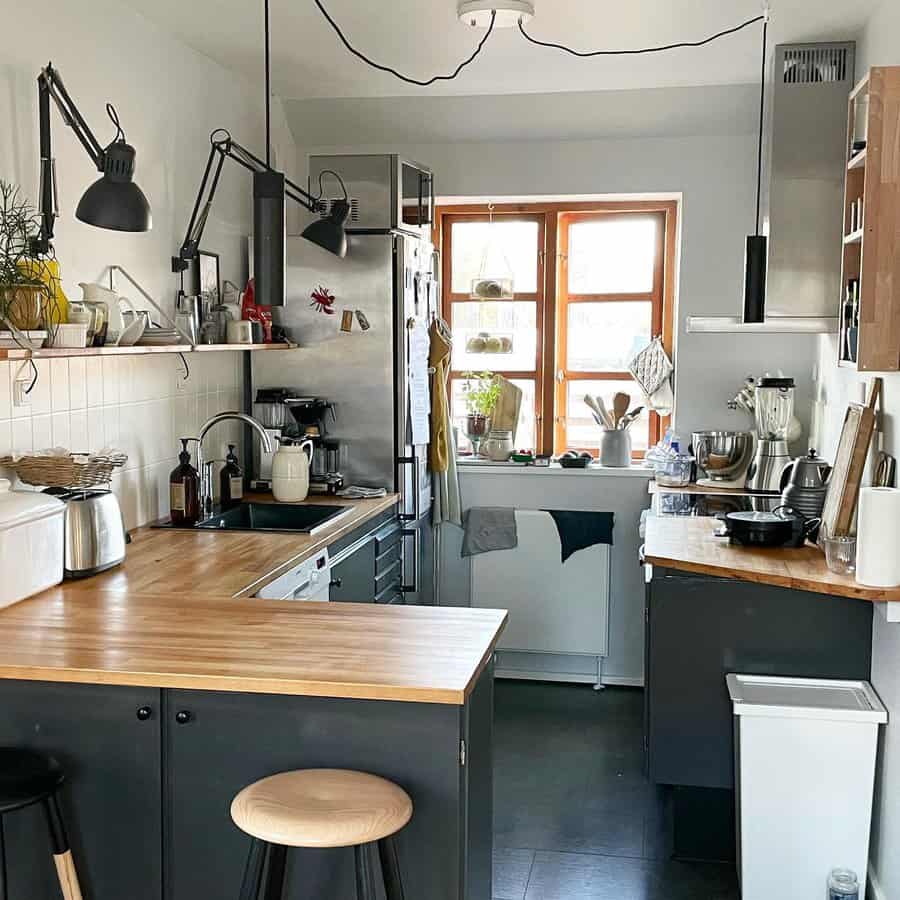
[375,541,402,577]
[375,575,403,605]
[375,559,402,594]
[374,520,402,554]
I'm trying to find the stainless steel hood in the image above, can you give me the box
[687,41,855,334]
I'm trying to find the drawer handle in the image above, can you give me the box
[175,710,193,725]
[136,706,153,722]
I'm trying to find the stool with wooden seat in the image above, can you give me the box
[0,748,84,900]
[231,768,412,900]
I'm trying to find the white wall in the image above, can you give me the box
[0,0,296,526]
[818,4,900,897]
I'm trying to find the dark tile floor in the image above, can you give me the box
[492,681,739,900]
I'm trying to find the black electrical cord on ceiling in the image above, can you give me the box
[518,13,765,57]
[754,16,769,236]
[313,0,496,86]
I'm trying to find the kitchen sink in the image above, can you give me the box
[194,502,352,534]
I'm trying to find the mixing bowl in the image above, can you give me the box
[691,431,754,482]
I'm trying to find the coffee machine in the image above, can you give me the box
[746,376,795,493]
[286,398,343,494]
[251,388,294,490]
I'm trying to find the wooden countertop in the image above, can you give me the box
[644,515,900,603]
[0,493,509,704]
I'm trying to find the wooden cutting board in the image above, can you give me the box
[492,377,523,440]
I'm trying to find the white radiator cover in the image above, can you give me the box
[471,510,610,658]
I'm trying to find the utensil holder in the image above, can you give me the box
[599,429,632,467]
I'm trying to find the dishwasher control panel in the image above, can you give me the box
[255,549,331,601]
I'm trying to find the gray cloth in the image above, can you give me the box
[461,507,518,558]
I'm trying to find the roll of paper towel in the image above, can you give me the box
[857,487,900,587]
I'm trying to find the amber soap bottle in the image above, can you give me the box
[170,439,200,526]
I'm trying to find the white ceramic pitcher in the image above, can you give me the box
[78,283,138,346]
[271,439,314,503]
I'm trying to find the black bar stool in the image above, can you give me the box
[230,768,412,900]
[0,748,84,900]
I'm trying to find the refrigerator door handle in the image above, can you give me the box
[400,525,420,595]
[398,455,421,522]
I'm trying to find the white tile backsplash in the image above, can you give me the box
[0,352,240,528]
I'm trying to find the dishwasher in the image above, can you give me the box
[254,549,331,601]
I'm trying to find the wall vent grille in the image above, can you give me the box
[782,46,851,85]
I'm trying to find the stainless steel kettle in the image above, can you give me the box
[780,449,831,520]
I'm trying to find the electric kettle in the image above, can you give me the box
[780,449,832,520]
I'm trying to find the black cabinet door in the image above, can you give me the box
[330,536,377,602]
[164,690,466,900]
[0,680,162,900]
[646,570,872,789]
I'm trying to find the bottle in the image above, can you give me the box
[828,868,859,900]
[169,439,200,526]
[220,444,243,510]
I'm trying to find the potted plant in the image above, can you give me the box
[461,371,501,457]
[0,180,50,340]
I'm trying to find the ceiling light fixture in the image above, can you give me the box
[458,1,534,29]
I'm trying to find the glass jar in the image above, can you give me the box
[823,536,857,575]
[828,868,859,900]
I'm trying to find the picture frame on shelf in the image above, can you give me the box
[198,250,221,304]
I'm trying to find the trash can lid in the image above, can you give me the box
[726,674,888,723]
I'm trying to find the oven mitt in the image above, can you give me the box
[628,337,674,415]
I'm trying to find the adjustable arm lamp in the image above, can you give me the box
[31,63,152,256]
[171,129,350,307]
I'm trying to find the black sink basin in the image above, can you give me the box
[194,502,351,534]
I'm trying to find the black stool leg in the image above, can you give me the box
[239,838,268,900]
[377,837,406,900]
[0,814,7,900]
[42,793,83,900]
[263,844,287,900]
[354,843,376,900]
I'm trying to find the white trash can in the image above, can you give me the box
[727,674,887,900]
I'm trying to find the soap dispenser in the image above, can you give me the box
[220,444,243,510]
[170,439,200,526]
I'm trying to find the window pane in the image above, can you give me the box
[452,378,536,454]
[568,217,657,294]
[451,301,537,371]
[565,379,650,453]
[567,302,652,372]
[451,220,539,294]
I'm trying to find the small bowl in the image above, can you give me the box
[557,455,591,469]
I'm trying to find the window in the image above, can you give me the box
[438,201,676,457]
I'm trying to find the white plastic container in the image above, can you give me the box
[0,478,65,608]
[727,674,887,900]
[49,323,89,348]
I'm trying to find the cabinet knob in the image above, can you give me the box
[175,710,193,725]
[136,706,153,722]
[330,578,342,589]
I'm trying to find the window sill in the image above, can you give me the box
[457,459,654,477]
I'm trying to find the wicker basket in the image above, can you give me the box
[0,452,128,489]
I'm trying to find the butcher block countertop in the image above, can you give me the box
[644,515,900,604]
[0,493,508,704]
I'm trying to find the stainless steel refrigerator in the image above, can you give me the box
[252,154,438,605]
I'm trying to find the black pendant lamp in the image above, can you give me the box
[76,139,151,232]
[301,199,350,258]
[743,12,770,324]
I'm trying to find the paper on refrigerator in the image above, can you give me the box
[409,318,431,446]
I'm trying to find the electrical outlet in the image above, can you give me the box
[13,366,31,409]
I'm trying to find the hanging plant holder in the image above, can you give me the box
[469,202,515,299]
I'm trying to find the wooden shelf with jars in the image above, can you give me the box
[839,66,900,371]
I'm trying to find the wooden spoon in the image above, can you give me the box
[613,392,631,427]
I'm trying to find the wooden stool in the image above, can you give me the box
[231,768,413,900]
[0,748,83,900]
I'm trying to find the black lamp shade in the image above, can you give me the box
[76,141,151,233]
[301,199,350,258]
[742,234,767,324]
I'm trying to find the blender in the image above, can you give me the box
[746,376,795,493]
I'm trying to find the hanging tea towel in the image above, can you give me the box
[628,337,674,415]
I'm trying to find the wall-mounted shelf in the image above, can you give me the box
[838,66,900,371]
[685,316,838,334]
[0,343,296,361]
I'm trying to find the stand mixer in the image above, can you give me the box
[746,376,795,493]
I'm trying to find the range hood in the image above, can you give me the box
[687,41,855,334]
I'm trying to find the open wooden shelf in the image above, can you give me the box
[0,342,296,361]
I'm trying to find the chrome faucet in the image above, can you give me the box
[194,412,273,515]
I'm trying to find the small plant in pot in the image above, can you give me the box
[0,180,54,345]
[461,371,501,457]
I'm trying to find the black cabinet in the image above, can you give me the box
[645,568,873,790]
[330,537,377,603]
[0,681,162,900]
[164,685,486,900]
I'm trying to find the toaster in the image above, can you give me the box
[56,490,128,578]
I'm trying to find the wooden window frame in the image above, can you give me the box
[435,199,677,459]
